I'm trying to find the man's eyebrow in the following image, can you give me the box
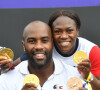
[27,37,49,40]
[27,37,36,40]
[41,36,49,39]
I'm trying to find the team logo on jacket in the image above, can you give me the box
[53,84,63,89]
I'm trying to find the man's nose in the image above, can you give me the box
[35,41,43,50]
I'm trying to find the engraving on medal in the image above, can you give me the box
[0,48,14,60]
[24,74,39,86]
[73,51,88,64]
[67,77,82,90]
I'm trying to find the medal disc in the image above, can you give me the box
[24,74,39,86]
[67,77,82,90]
[0,48,14,60]
[73,51,88,64]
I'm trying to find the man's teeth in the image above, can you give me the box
[35,54,44,59]
[36,54,44,56]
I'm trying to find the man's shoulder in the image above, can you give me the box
[0,68,19,87]
[16,60,28,68]
[0,61,28,89]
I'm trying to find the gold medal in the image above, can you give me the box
[67,77,82,90]
[0,48,14,60]
[73,51,88,64]
[24,74,39,86]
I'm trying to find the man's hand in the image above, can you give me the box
[77,59,91,79]
[21,83,38,90]
[0,57,13,71]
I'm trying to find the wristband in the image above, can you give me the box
[10,64,15,69]
[84,72,93,83]
[84,72,93,90]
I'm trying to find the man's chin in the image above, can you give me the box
[35,64,46,69]
[36,62,45,66]
[35,59,45,64]
[34,60,46,68]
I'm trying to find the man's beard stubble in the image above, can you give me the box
[25,49,53,69]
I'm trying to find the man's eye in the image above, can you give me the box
[42,39,48,43]
[28,40,35,43]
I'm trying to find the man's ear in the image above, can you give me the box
[22,40,25,52]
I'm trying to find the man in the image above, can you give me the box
[0,21,89,90]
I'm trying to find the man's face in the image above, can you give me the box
[52,16,79,55]
[22,22,53,68]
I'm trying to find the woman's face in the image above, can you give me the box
[52,16,79,55]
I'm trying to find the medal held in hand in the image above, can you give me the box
[0,48,14,60]
[73,51,88,64]
[67,77,82,90]
[24,74,39,86]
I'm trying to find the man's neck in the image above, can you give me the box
[28,59,54,86]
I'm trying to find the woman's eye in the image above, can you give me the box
[54,30,61,33]
[67,29,73,32]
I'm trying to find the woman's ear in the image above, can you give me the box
[76,29,79,37]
